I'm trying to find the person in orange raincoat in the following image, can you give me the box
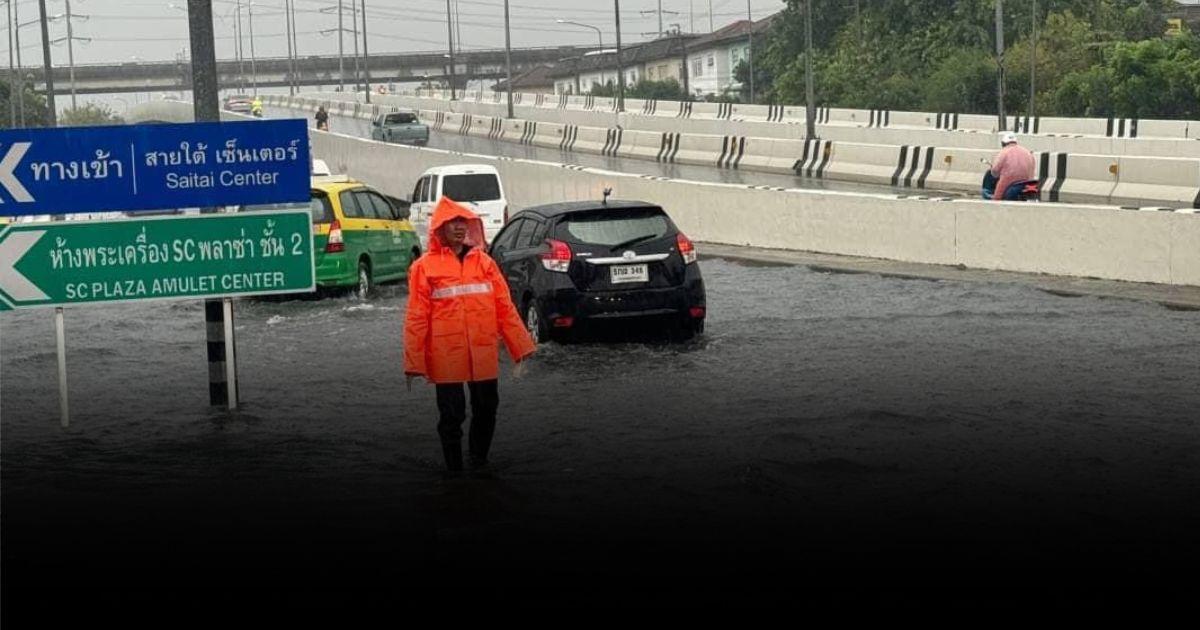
[404,197,536,473]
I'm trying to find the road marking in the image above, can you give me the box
[0,142,34,203]
[0,230,49,301]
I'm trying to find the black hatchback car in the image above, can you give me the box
[487,199,706,342]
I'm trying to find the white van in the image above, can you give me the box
[410,164,508,243]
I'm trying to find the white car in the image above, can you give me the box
[409,164,508,244]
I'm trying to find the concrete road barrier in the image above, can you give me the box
[1056,154,1120,205]
[823,142,906,186]
[1110,156,1200,208]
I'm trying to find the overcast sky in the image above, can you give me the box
[3,0,787,65]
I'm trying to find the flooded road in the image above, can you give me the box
[3,256,1199,609]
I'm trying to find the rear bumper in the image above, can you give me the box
[538,271,706,324]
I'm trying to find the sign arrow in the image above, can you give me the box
[0,142,34,203]
[0,229,49,302]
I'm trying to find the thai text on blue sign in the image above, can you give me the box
[0,119,311,217]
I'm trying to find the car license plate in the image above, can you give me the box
[610,264,648,284]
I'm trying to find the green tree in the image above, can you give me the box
[0,79,51,128]
[628,78,686,100]
[60,103,125,126]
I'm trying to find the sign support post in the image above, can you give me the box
[55,306,68,427]
[222,297,238,411]
[187,0,235,410]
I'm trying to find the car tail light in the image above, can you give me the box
[326,219,345,253]
[689,307,706,319]
[503,205,510,223]
[677,232,697,264]
[540,238,571,272]
[553,316,574,328]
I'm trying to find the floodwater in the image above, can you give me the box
[3,257,1198,610]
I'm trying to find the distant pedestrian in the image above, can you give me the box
[404,197,535,475]
[315,106,330,131]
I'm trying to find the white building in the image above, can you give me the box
[684,17,774,99]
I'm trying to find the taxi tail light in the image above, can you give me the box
[553,316,574,328]
[326,219,345,253]
[540,239,571,273]
[677,233,697,264]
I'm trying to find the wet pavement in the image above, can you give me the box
[2,255,1198,611]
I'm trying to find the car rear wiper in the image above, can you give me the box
[609,233,660,251]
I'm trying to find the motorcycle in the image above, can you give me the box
[980,159,1040,201]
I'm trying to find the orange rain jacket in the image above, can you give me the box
[404,197,535,384]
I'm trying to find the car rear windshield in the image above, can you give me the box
[385,113,418,124]
[441,174,501,203]
[238,192,334,224]
[560,208,671,247]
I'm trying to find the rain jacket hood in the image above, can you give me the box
[428,196,487,250]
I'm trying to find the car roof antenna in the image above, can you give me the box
[602,187,612,206]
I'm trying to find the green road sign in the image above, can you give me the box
[0,211,315,311]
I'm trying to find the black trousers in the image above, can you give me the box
[435,380,500,466]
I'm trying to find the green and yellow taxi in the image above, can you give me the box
[239,177,422,298]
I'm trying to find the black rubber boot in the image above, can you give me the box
[442,440,464,473]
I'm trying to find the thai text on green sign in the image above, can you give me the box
[0,210,315,310]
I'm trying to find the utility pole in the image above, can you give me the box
[290,0,299,92]
[247,1,257,96]
[445,0,456,100]
[804,0,815,138]
[13,0,23,126]
[338,0,345,91]
[188,0,237,410]
[614,0,624,112]
[708,0,713,32]
[995,0,1006,130]
[361,0,371,102]
[7,0,15,127]
[746,0,753,103]
[350,0,359,92]
[640,1,678,39]
[504,0,513,118]
[284,0,295,95]
[1029,0,1037,118]
[37,0,55,126]
[235,0,244,92]
[63,0,79,109]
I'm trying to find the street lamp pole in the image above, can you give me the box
[361,0,371,103]
[995,0,1006,130]
[746,0,753,103]
[804,0,815,138]
[503,0,513,118]
[614,0,624,112]
[1029,0,1037,118]
[37,0,56,126]
[337,0,344,91]
[445,0,456,100]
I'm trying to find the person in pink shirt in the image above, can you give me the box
[989,131,1036,201]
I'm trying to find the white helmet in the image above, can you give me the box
[1000,131,1018,146]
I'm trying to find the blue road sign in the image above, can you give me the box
[0,119,311,217]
